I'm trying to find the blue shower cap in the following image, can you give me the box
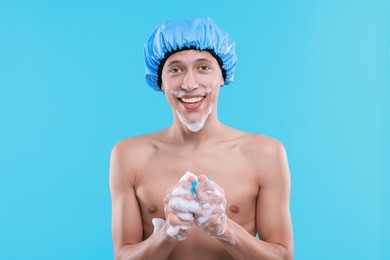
[144,16,238,92]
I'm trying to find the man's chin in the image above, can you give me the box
[176,113,207,132]
[180,119,206,132]
[176,105,213,132]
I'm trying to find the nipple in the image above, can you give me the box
[229,205,240,214]
[148,205,158,214]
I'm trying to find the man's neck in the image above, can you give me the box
[168,114,224,146]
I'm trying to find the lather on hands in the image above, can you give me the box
[153,172,200,241]
[153,172,227,241]
[194,174,227,237]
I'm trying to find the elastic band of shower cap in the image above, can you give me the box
[143,16,238,92]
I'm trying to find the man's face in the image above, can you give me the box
[161,49,224,132]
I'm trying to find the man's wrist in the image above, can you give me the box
[152,218,179,244]
[214,218,237,246]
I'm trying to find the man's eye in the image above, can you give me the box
[199,65,210,71]
[169,67,181,73]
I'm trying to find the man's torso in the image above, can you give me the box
[123,128,270,259]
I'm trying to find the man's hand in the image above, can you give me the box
[159,172,200,241]
[194,174,227,237]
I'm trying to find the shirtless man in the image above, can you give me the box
[110,17,294,260]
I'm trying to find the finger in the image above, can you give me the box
[187,175,197,182]
[152,218,166,235]
[164,193,194,206]
[178,224,193,238]
[196,190,225,203]
[163,195,170,205]
[195,180,215,197]
[196,177,216,191]
[168,197,200,212]
[202,214,226,236]
[179,171,198,183]
[196,206,224,225]
[170,224,193,240]
[166,211,191,227]
[171,185,191,196]
[196,211,212,226]
[198,174,209,182]
[165,214,194,240]
[207,223,225,237]
[165,186,173,196]
[176,212,195,222]
[167,225,191,240]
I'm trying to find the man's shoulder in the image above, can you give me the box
[232,130,286,158]
[235,131,289,183]
[113,133,155,149]
[249,133,285,151]
[110,133,163,162]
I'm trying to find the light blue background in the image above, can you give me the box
[1,0,389,259]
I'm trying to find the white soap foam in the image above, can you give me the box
[214,215,227,237]
[169,88,212,98]
[197,209,212,225]
[176,105,213,132]
[167,226,181,236]
[177,212,195,221]
[172,187,190,196]
[152,218,166,235]
[202,203,211,209]
[213,189,223,196]
[179,171,197,182]
[197,215,210,225]
[180,225,191,231]
[176,234,186,241]
[167,225,192,240]
[169,197,200,212]
[217,236,237,246]
[168,88,214,132]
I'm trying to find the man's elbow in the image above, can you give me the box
[114,245,128,260]
[114,247,128,260]
[273,243,294,260]
[279,245,294,260]
[113,247,121,260]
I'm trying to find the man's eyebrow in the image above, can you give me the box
[166,60,182,67]
[195,58,213,64]
[166,58,214,68]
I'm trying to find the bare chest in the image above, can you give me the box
[134,146,259,238]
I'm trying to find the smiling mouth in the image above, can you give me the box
[179,96,205,104]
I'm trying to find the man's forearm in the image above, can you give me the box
[116,228,178,260]
[217,219,293,260]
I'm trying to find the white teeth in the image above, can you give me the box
[180,96,204,104]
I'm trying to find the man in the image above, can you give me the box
[110,16,293,259]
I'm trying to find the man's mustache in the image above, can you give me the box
[169,88,212,98]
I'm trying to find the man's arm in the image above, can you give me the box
[109,140,179,260]
[205,138,294,259]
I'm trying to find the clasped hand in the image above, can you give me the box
[194,174,227,237]
[158,172,227,241]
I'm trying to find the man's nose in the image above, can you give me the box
[181,70,199,91]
